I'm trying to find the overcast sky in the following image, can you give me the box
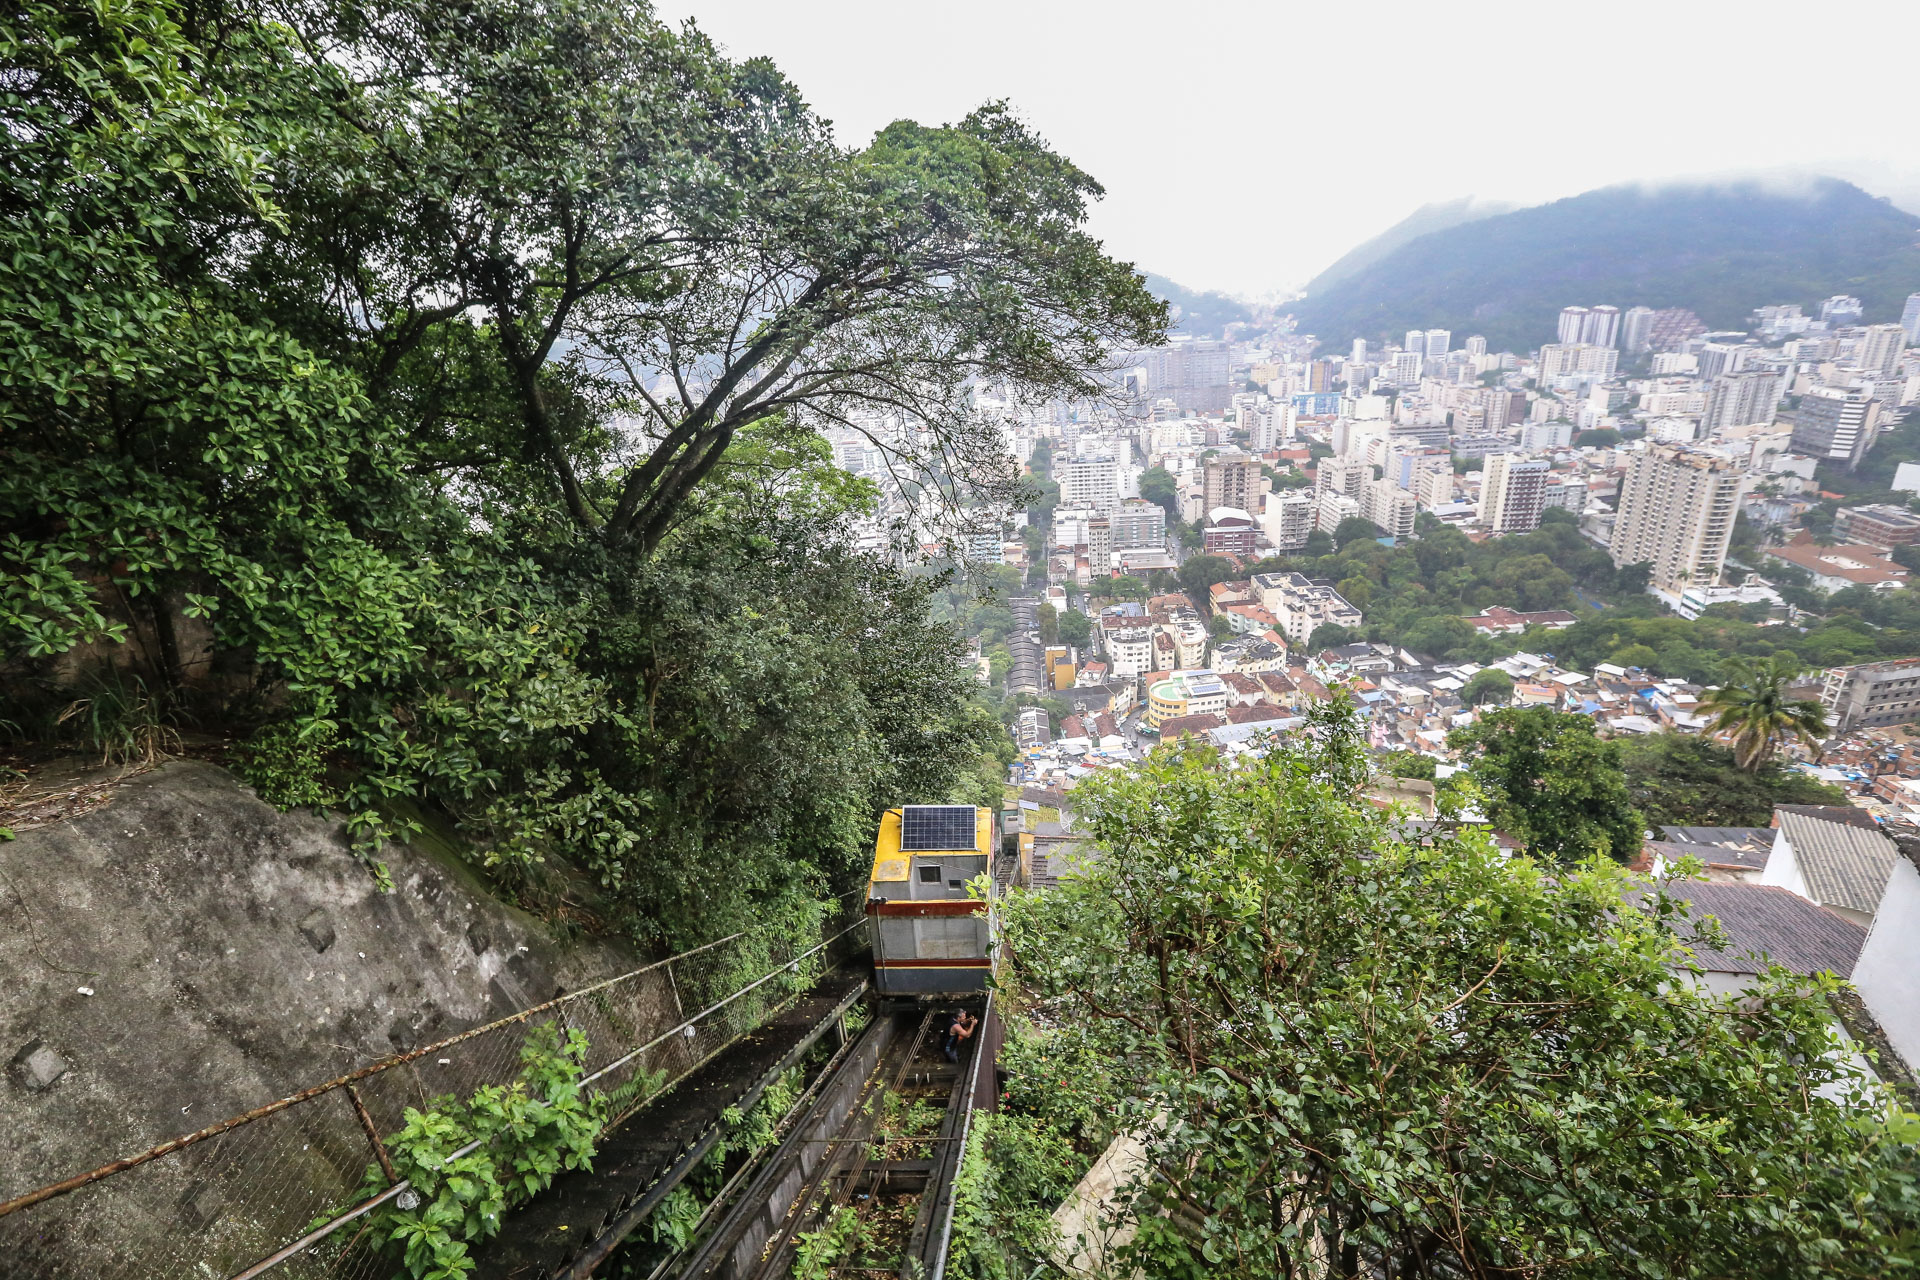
[674,0,1920,300]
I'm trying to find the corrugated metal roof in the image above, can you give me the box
[1654,881,1867,977]
[1777,810,1897,916]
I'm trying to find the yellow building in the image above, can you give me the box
[1144,669,1230,729]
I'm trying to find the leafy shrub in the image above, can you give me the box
[235,720,340,811]
[348,1023,605,1280]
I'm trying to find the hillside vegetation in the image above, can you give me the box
[1291,178,1920,350]
[0,0,1162,950]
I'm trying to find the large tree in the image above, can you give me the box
[211,0,1166,554]
[1449,706,1645,862]
[1698,654,1830,771]
[1620,732,1847,827]
[1000,704,1920,1279]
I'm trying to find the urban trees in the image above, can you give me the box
[1697,655,1830,770]
[1449,707,1645,863]
[1000,703,1920,1279]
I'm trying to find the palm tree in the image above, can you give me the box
[1697,655,1829,771]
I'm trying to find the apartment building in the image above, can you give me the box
[1361,477,1417,540]
[1836,503,1920,550]
[1701,370,1783,432]
[1608,444,1746,592]
[1262,491,1316,552]
[1478,453,1549,533]
[1203,450,1262,514]
[1824,660,1920,731]
[1251,572,1364,645]
[1791,386,1881,469]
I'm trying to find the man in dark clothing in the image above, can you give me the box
[941,1010,978,1062]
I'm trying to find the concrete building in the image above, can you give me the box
[1609,444,1746,592]
[1314,490,1360,534]
[1056,455,1120,511]
[1835,503,1920,550]
[1202,507,1259,557]
[1360,477,1417,540]
[1855,324,1908,378]
[1701,370,1782,432]
[1203,451,1262,516]
[1536,342,1618,385]
[1478,453,1550,533]
[1901,292,1920,344]
[1820,295,1864,327]
[1621,306,1655,352]
[1390,350,1422,386]
[1825,660,1920,732]
[1145,670,1229,729]
[1261,491,1315,553]
[1086,516,1112,577]
[1764,538,1910,593]
[1251,572,1363,645]
[1790,386,1881,469]
[1145,341,1233,414]
[1107,498,1167,549]
[1104,627,1155,679]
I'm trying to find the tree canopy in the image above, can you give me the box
[0,0,1157,946]
[1619,732,1847,828]
[1001,702,1920,1278]
[1450,707,1645,863]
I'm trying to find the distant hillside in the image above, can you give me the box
[1304,197,1516,294]
[1290,178,1920,352]
[1145,273,1256,339]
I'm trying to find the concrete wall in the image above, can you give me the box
[0,761,636,1200]
[1758,828,1809,900]
[1853,856,1920,1071]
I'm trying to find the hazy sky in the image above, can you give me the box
[674,0,1920,300]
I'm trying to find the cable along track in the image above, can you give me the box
[667,1000,987,1280]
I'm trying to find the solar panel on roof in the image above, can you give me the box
[900,805,978,852]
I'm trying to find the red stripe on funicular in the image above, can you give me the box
[873,958,992,969]
[866,900,986,917]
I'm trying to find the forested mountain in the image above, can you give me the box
[1143,272,1257,338]
[1301,196,1516,294]
[1291,178,1920,351]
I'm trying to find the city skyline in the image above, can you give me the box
[677,0,1920,298]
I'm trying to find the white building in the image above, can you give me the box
[1478,453,1549,533]
[1608,443,1747,593]
[1261,491,1315,553]
[1055,456,1120,512]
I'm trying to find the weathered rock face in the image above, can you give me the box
[0,761,635,1199]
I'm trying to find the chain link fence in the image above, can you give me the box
[0,900,870,1280]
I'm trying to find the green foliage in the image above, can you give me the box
[1620,733,1847,827]
[1175,555,1237,599]
[236,720,340,811]
[1307,624,1359,651]
[1450,707,1645,863]
[1378,749,1436,781]
[45,672,181,767]
[792,1205,874,1280]
[1139,467,1180,520]
[352,1024,605,1280]
[1329,516,1378,551]
[1001,700,1920,1279]
[1143,273,1257,339]
[1697,655,1830,770]
[1,0,1145,948]
[1459,668,1515,706]
[1056,609,1092,648]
